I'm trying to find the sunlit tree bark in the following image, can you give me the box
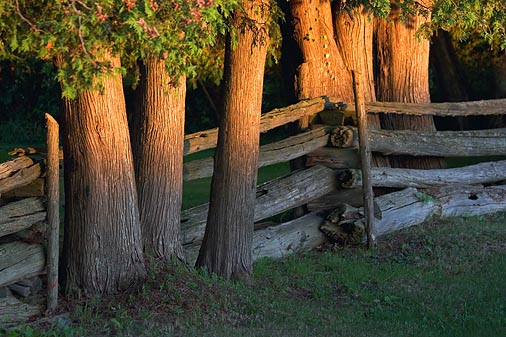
[131,56,185,261]
[61,55,146,294]
[375,1,446,169]
[196,0,270,280]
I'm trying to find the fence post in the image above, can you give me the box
[45,113,60,312]
[351,71,376,249]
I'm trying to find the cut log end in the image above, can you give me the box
[330,126,358,148]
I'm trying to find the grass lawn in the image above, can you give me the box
[4,212,506,336]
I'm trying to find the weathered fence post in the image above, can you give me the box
[45,113,60,312]
[351,71,376,248]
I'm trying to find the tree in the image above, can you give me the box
[131,59,186,261]
[60,55,146,293]
[375,0,446,169]
[196,0,272,280]
[128,1,234,262]
[0,0,234,293]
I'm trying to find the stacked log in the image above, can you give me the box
[0,156,46,325]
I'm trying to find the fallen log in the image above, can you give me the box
[184,97,326,155]
[320,186,506,244]
[0,198,46,238]
[341,98,506,117]
[184,127,329,181]
[0,163,41,195]
[339,160,506,188]
[0,288,41,326]
[184,212,327,265]
[181,165,337,245]
[0,242,46,288]
[0,157,34,180]
[329,126,506,157]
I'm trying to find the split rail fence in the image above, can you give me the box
[1,96,506,325]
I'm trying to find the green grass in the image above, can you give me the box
[4,213,505,336]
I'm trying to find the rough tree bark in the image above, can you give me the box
[375,0,446,169]
[289,0,353,101]
[60,55,146,294]
[131,57,185,261]
[196,0,270,280]
[333,3,388,167]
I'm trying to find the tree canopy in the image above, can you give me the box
[0,0,238,98]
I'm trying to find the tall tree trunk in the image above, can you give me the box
[131,57,185,261]
[60,55,146,294]
[196,0,270,280]
[290,0,353,101]
[375,1,446,169]
[333,4,388,167]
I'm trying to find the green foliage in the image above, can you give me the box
[0,0,240,98]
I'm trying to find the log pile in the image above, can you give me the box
[0,156,46,325]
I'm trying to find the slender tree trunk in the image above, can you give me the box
[131,57,185,261]
[60,55,146,294]
[196,0,270,280]
[375,1,445,169]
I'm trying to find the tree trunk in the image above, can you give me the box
[196,0,270,280]
[289,0,352,100]
[375,1,446,169]
[60,55,146,294]
[131,57,185,261]
[334,3,389,168]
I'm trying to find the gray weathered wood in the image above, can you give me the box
[45,113,60,313]
[352,70,375,248]
[320,186,506,244]
[330,125,506,157]
[0,157,34,180]
[2,178,45,198]
[184,212,327,265]
[183,97,326,155]
[306,147,361,169]
[184,127,329,181]
[0,163,41,195]
[340,98,506,117]
[8,283,31,297]
[340,160,506,188]
[181,165,337,246]
[0,288,41,326]
[252,212,327,260]
[307,188,364,211]
[0,242,46,287]
[0,198,46,238]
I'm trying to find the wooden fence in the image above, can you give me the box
[180,96,506,262]
[1,96,506,325]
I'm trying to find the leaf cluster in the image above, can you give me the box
[0,0,240,98]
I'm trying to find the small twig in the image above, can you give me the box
[15,0,42,32]
[71,0,96,65]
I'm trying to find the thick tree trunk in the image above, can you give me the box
[333,4,388,168]
[375,1,445,169]
[196,0,270,280]
[290,0,352,100]
[131,57,185,261]
[61,55,146,294]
